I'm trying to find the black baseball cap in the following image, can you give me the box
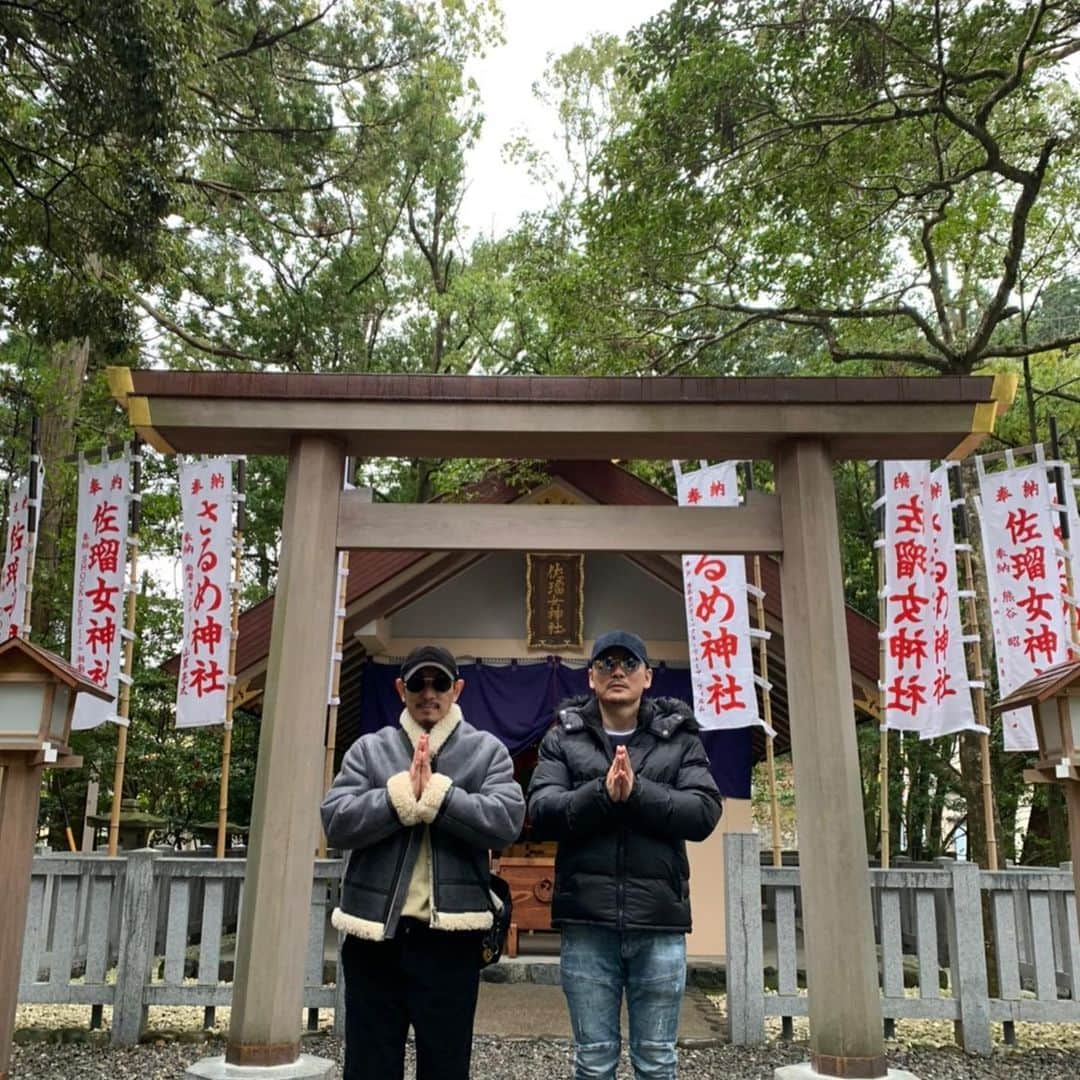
[589,630,649,667]
[400,644,459,683]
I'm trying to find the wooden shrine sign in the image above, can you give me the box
[526,553,584,649]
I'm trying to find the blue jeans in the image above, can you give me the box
[560,925,686,1079]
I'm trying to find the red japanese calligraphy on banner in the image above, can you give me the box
[0,467,42,640]
[70,457,130,730]
[978,460,1072,752]
[676,462,770,733]
[882,462,934,732]
[177,455,232,725]
[177,458,233,728]
[882,462,978,738]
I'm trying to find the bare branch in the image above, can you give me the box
[215,1,340,63]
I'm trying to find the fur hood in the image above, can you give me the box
[555,693,700,737]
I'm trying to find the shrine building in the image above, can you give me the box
[223,458,881,955]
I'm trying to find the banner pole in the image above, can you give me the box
[108,438,141,857]
[742,463,782,866]
[318,461,353,858]
[1049,417,1080,649]
[217,459,245,859]
[317,554,349,859]
[19,416,40,641]
[954,465,999,871]
[875,462,890,869]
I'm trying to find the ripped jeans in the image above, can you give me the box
[560,924,686,1079]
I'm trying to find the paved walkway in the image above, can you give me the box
[473,982,727,1045]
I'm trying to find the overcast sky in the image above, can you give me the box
[460,0,666,238]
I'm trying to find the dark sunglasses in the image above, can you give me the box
[404,671,454,693]
[592,654,643,675]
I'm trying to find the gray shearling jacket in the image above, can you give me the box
[321,704,525,941]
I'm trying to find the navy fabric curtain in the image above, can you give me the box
[358,658,752,798]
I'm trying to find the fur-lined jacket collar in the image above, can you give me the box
[555,693,699,739]
[399,702,462,757]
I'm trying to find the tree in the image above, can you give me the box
[572,0,1080,376]
[1,2,502,837]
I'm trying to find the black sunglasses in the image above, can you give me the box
[592,654,643,675]
[404,671,454,693]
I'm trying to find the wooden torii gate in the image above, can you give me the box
[108,368,1015,1079]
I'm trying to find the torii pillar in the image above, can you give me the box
[775,440,890,1079]
[190,435,344,1078]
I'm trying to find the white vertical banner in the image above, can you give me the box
[71,455,131,730]
[675,461,770,733]
[0,464,43,640]
[176,457,234,728]
[977,459,1071,751]
[882,461,934,733]
[920,464,980,739]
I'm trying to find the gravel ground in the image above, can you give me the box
[12,1032,1080,1079]
[12,1003,1080,1078]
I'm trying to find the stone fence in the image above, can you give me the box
[21,840,1080,1051]
[19,850,343,1045]
[725,832,1080,1054]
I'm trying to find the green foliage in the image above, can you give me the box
[570,0,1080,375]
[7,1,1080,866]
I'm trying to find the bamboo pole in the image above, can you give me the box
[875,462,891,869]
[753,554,782,867]
[317,552,350,859]
[961,546,999,872]
[54,775,77,853]
[741,462,782,866]
[217,459,245,859]
[19,416,40,642]
[107,440,141,858]
[953,464,999,871]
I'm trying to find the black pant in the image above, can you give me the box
[341,919,482,1080]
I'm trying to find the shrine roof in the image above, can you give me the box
[108,369,1016,462]
[0,636,113,700]
[992,659,1080,713]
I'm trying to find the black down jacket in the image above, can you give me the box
[526,695,722,932]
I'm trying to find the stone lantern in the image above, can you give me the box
[0,636,109,1080]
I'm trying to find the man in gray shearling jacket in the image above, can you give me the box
[321,644,524,1080]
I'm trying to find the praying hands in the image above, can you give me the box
[409,732,432,799]
[605,745,634,802]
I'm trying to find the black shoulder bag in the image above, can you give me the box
[475,866,513,967]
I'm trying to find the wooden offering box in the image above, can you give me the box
[493,842,557,957]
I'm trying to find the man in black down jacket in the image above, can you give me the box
[527,630,722,1080]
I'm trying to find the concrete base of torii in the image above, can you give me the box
[776,1065,920,1080]
[185,1054,334,1079]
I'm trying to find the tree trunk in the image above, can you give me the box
[960,731,990,864]
[928,772,947,857]
[31,338,90,640]
[888,730,903,858]
[415,459,436,503]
